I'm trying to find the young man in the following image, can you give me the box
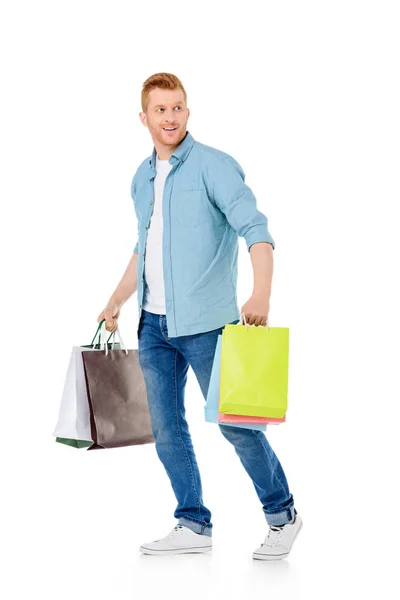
[98,72,303,560]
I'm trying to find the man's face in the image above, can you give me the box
[140,88,190,148]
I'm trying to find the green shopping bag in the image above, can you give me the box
[219,314,289,419]
[55,437,92,448]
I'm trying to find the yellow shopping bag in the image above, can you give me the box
[219,314,289,419]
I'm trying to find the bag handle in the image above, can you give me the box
[239,312,270,332]
[91,319,113,347]
[94,321,129,356]
[110,327,128,356]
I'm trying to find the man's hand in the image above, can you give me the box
[240,293,270,326]
[97,303,121,333]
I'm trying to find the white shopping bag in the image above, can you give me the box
[53,321,120,444]
[52,345,96,442]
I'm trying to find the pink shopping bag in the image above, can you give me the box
[218,413,286,424]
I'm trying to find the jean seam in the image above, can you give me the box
[160,314,170,342]
[251,429,291,511]
[173,348,201,514]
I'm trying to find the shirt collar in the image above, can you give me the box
[149,130,195,170]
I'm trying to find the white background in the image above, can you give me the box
[1,1,399,598]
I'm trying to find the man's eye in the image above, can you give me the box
[156,106,182,112]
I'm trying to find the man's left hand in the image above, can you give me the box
[240,294,270,326]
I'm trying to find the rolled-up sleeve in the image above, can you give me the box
[131,174,139,254]
[210,156,275,251]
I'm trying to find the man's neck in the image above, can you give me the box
[154,131,187,160]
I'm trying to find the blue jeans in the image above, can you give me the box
[137,309,295,536]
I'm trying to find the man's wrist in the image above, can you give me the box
[108,297,123,309]
[252,287,271,299]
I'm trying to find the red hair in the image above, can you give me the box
[141,72,187,112]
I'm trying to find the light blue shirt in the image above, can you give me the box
[131,130,275,337]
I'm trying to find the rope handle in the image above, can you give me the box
[239,312,270,332]
[94,321,129,356]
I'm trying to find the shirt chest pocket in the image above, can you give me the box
[174,189,214,227]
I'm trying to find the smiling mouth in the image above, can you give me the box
[163,127,178,131]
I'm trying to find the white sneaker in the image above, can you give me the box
[139,524,212,555]
[253,512,303,561]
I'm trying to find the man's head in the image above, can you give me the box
[139,73,190,157]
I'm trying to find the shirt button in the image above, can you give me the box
[141,278,144,282]
[145,226,148,230]
[150,201,153,205]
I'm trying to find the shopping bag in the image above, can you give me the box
[219,314,289,419]
[81,325,155,450]
[218,414,285,424]
[205,335,267,431]
[53,321,119,446]
[55,438,92,448]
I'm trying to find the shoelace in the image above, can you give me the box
[262,525,285,547]
[152,525,184,543]
[165,525,184,540]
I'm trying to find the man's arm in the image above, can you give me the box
[107,251,139,308]
[106,179,140,307]
[250,241,274,301]
[98,176,140,330]
[210,156,275,252]
[210,156,275,325]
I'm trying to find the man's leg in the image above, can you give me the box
[138,310,213,536]
[174,320,295,527]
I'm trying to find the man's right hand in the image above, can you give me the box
[97,303,121,333]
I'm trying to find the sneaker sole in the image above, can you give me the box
[252,520,303,561]
[139,544,212,555]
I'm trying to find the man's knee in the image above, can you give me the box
[218,423,245,441]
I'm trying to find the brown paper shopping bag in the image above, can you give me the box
[81,325,155,450]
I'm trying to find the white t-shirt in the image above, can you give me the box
[142,154,172,314]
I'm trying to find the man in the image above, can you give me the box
[98,72,303,560]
